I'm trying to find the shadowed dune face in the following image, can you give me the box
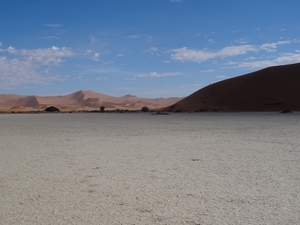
[0,90,182,112]
[168,62,300,112]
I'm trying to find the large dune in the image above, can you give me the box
[168,62,300,112]
[0,90,182,112]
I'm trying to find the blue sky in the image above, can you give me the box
[1,0,300,97]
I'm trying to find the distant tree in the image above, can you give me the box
[100,106,105,112]
[141,106,149,112]
[45,106,60,113]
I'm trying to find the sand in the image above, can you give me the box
[0,90,182,112]
[1,112,299,224]
[170,63,300,112]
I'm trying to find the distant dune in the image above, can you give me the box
[167,62,300,112]
[0,90,182,112]
[2,63,300,113]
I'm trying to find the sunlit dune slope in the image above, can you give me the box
[0,90,182,111]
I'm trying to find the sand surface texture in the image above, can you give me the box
[1,113,300,224]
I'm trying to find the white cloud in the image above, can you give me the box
[117,54,124,57]
[0,42,2,47]
[0,46,74,88]
[0,46,74,66]
[84,50,102,62]
[233,53,300,69]
[92,52,100,61]
[169,45,257,63]
[259,40,294,52]
[169,40,299,63]
[134,71,183,78]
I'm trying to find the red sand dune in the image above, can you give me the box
[167,62,300,112]
[0,90,182,112]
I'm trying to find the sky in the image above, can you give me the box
[1,0,300,98]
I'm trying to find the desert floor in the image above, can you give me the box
[1,112,299,224]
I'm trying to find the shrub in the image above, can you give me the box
[141,106,149,112]
[100,106,105,112]
[45,106,60,113]
[281,109,292,113]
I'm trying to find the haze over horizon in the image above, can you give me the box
[1,0,300,98]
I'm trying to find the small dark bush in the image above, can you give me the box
[151,111,169,115]
[45,106,60,113]
[100,106,105,112]
[197,108,209,112]
[141,106,149,112]
[281,109,292,113]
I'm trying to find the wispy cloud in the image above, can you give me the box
[198,69,214,73]
[169,40,299,63]
[259,40,294,52]
[232,53,300,69]
[92,52,100,61]
[0,46,74,88]
[143,47,159,55]
[125,35,140,39]
[42,36,59,40]
[169,45,257,63]
[144,47,158,53]
[134,71,183,78]
[84,50,101,61]
[85,50,92,55]
[43,24,62,27]
[234,38,248,44]
[96,76,107,81]
[216,75,227,79]
[145,36,153,42]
